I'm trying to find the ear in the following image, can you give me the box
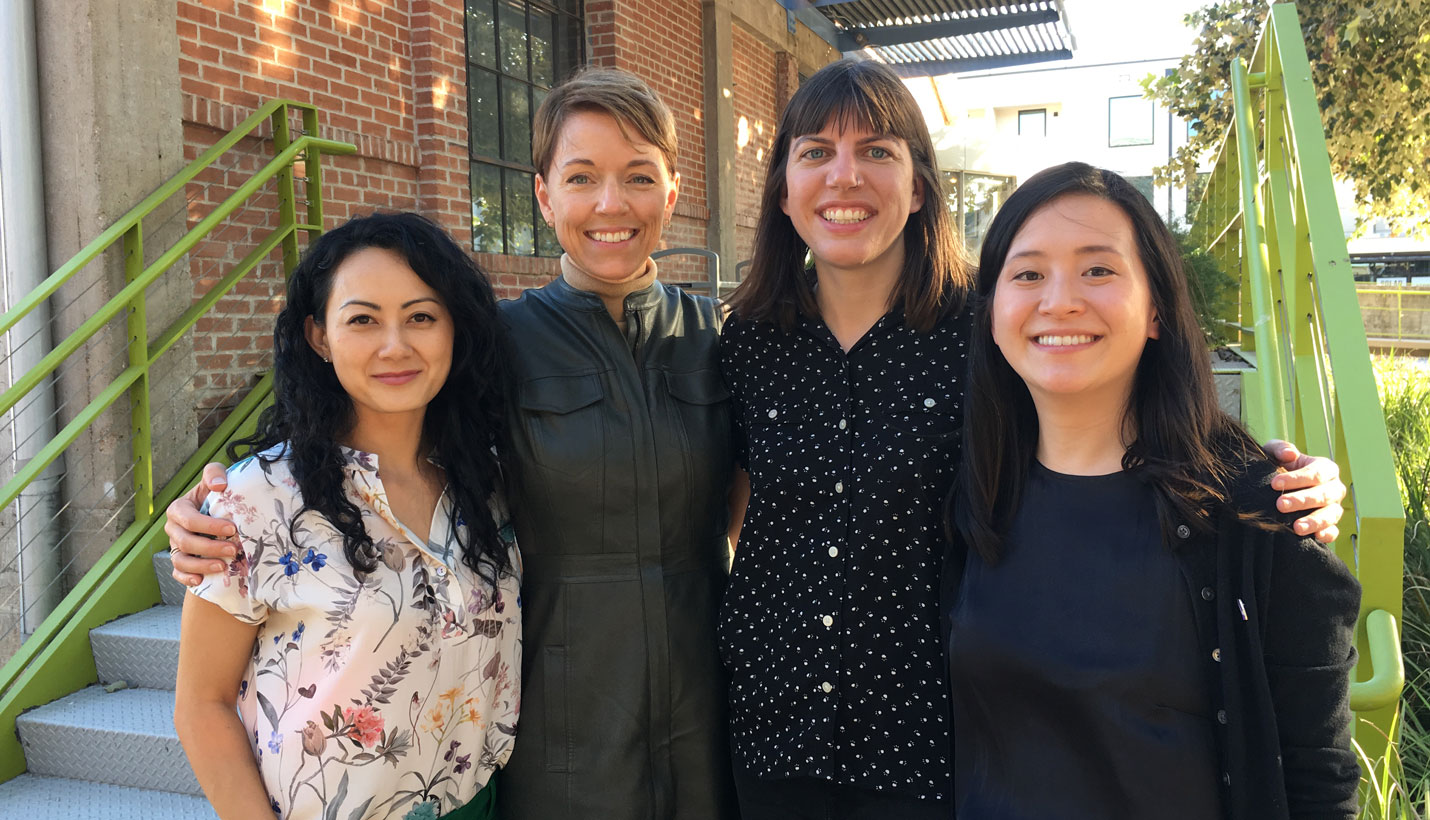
[534,174,555,226]
[1147,310,1160,340]
[304,315,330,361]
[909,174,925,215]
[664,171,681,219]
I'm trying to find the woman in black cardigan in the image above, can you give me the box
[945,162,1360,819]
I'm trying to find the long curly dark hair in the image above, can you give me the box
[230,212,513,582]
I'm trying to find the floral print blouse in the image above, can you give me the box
[191,446,521,820]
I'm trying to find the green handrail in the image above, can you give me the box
[0,100,354,782]
[1193,3,1405,762]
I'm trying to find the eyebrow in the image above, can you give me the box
[338,297,440,310]
[559,158,660,170]
[793,134,896,147]
[1006,244,1125,262]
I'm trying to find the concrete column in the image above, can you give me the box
[702,1,738,273]
[34,0,192,585]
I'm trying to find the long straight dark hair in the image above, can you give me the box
[231,212,514,582]
[725,58,970,332]
[952,162,1267,562]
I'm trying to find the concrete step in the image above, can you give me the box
[152,550,189,608]
[91,605,181,690]
[16,686,201,796]
[0,774,215,819]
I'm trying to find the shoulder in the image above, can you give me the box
[205,445,303,524]
[221,445,299,499]
[498,280,557,324]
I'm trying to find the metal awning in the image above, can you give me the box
[783,0,1077,77]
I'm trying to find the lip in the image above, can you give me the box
[372,370,421,385]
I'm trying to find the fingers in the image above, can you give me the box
[1270,457,1342,494]
[1286,502,1344,542]
[166,495,236,539]
[202,462,228,492]
[185,462,229,506]
[1262,438,1299,465]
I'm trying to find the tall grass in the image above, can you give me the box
[1367,355,1430,816]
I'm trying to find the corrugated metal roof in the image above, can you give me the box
[790,0,1076,76]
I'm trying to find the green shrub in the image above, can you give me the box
[1171,221,1239,348]
[1373,355,1430,808]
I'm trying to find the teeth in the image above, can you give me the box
[1037,335,1096,347]
[589,230,635,243]
[821,208,870,224]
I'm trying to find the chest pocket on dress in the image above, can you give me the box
[519,374,605,478]
[665,369,733,497]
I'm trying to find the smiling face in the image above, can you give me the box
[991,193,1160,413]
[534,110,680,283]
[780,120,924,282]
[304,246,454,431]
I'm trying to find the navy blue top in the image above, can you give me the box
[948,463,1222,819]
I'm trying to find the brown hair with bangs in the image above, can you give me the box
[725,58,970,331]
[531,66,678,177]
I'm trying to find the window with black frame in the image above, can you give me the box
[466,0,584,256]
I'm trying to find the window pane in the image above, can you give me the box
[501,77,532,165]
[505,170,536,256]
[530,6,554,87]
[1109,95,1154,147]
[499,0,529,79]
[553,12,582,80]
[1017,109,1045,137]
[469,69,499,160]
[467,0,496,69]
[471,163,505,254]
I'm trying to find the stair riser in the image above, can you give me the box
[91,631,180,691]
[18,722,202,796]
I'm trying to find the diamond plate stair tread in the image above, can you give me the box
[91,605,181,690]
[153,551,190,607]
[0,774,215,819]
[17,686,201,795]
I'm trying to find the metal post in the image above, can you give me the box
[0,0,62,635]
[124,225,152,523]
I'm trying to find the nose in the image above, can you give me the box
[377,325,413,358]
[825,150,861,189]
[595,178,627,214]
[1038,272,1084,316]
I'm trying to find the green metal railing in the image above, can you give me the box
[1192,3,1405,760]
[0,100,354,782]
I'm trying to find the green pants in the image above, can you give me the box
[441,773,497,820]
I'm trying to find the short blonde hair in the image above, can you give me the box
[531,67,678,177]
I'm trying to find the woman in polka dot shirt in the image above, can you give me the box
[719,59,1348,819]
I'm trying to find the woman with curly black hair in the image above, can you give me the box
[175,212,520,820]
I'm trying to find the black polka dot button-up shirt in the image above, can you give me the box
[717,306,970,801]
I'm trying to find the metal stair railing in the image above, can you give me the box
[0,99,355,782]
[1191,2,1405,762]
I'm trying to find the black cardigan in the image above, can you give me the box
[943,459,1362,819]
